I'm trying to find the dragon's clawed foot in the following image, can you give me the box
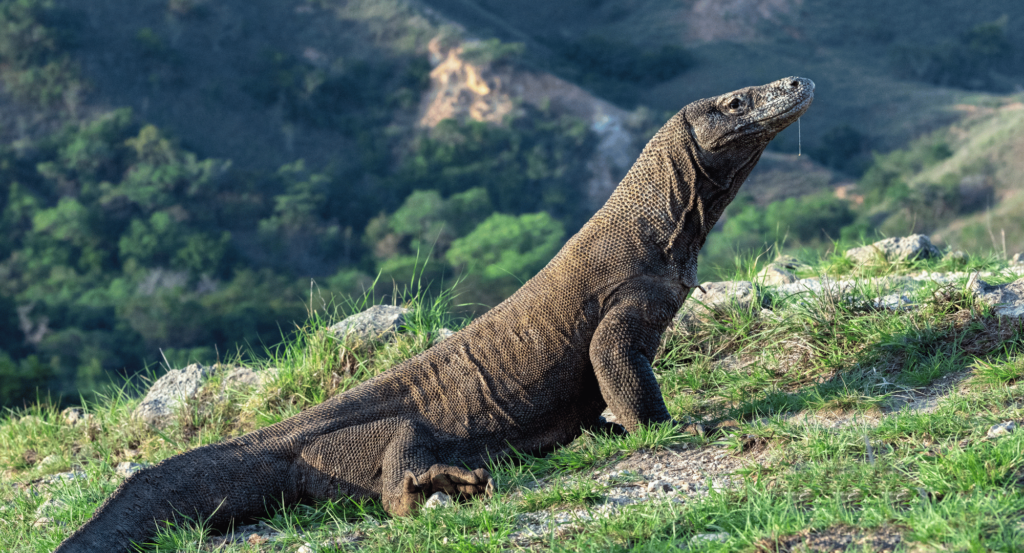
[399,465,494,514]
[429,466,494,499]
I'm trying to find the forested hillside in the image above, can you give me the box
[2,0,1024,407]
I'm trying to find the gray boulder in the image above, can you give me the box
[845,235,941,264]
[970,276,1024,318]
[987,421,1016,439]
[328,305,409,343]
[771,255,809,271]
[756,265,797,286]
[434,327,456,344]
[688,281,760,314]
[775,277,857,298]
[221,367,277,390]
[132,363,213,427]
[60,407,94,427]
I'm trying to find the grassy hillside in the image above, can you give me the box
[3,251,1024,551]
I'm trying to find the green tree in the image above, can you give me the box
[446,212,564,282]
[702,193,855,267]
[395,111,594,227]
[118,211,183,268]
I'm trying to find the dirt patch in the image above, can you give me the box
[882,368,970,416]
[417,37,639,210]
[506,443,768,547]
[756,524,903,552]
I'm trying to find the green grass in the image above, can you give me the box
[3,255,1024,551]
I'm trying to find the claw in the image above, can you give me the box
[431,473,455,495]
[403,471,421,493]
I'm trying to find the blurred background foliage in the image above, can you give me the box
[1,0,1024,406]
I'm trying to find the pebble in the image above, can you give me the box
[423,491,451,510]
[116,462,150,478]
[40,470,85,484]
[647,480,673,494]
[38,454,61,469]
[987,421,1016,439]
[689,532,730,545]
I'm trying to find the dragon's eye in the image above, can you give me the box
[727,98,742,110]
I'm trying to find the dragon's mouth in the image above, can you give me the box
[750,79,815,129]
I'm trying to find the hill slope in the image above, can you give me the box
[3,249,1024,551]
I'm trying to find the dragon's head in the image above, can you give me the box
[683,76,814,191]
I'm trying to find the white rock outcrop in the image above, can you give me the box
[132,363,213,427]
[970,276,1024,318]
[328,305,409,343]
[845,235,941,264]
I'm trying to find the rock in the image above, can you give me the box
[40,470,85,484]
[689,532,730,545]
[873,293,915,311]
[423,491,452,510]
[772,255,808,271]
[944,250,968,263]
[221,367,260,388]
[987,421,1016,439]
[647,480,673,494]
[970,276,1024,318]
[61,408,84,426]
[38,454,61,469]
[247,534,269,545]
[296,544,314,553]
[845,235,941,264]
[756,265,797,286]
[18,415,42,426]
[435,327,456,343]
[132,363,213,428]
[116,461,150,478]
[221,367,277,390]
[774,277,852,298]
[36,497,68,517]
[328,305,409,343]
[689,281,759,314]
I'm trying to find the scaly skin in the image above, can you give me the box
[56,76,814,552]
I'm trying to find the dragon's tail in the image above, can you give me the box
[56,438,300,552]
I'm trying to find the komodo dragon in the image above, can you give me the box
[56,76,814,551]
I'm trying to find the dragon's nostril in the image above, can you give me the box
[789,79,800,88]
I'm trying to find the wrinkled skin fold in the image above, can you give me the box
[56,76,813,552]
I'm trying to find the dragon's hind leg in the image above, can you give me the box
[299,416,493,515]
[376,418,494,515]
